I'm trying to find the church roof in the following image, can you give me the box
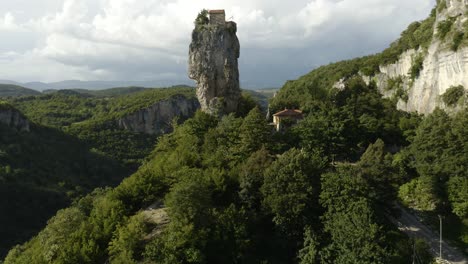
[273,109,303,117]
[209,10,225,14]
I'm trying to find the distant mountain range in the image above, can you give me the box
[0,80,195,91]
[0,79,276,92]
[0,84,41,97]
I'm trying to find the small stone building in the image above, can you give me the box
[209,10,226,25]
[272,109,303,131]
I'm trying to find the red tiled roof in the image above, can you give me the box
[273,109,303,117]
[209,10,225,14]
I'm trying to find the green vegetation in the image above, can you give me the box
[0,84,40,97]
[291,76,407,160]
[437,17,456,40]
[0,100,15,110]
[434,10,468,52]
[45,86,150,98]
[8,81,463,263]
[242,89,272,109]
[89,87,195,122]
[394,86,409,103]
[386,76,404,91]
[0,120,129,258]
[194,9,209,29]
[380,14,436,65]
[0,87,200,259]
[386,77,408,103]
[11,87,195,128]
[442,85,465,106]
[451,31,464,51]
[4,3,468,263]
[10,87,196,168]
[397,109,468,248]
[409,53,425,80]
[437,0,447,12]
[11,93,100,127]
[272,8,437,111]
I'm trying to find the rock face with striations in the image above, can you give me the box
[362,0,468,114]
[188,11,241,115]
[117,95,199,135]
[0,105,30,132]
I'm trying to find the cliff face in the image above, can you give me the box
[375,47,468,114]
[188,19,241,115]
[117,95,199,135]
[369,0,468,114]
[0,107,30,132]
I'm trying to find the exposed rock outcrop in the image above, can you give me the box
[365,0,468,114]
[142,201,169,240]
[372,47,468,114]
[188,13,241,115]
[117,95,199,135]
[0,105,30,132]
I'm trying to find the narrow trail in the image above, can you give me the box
[395,204,467,264]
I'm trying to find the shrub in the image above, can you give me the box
[386,76,404,91]
[437,17,455,40]
[437,0,447,13]
[399,176,439,211]
[442,85,465,106]
[409,53,425,80]
[394,86,409,103]
[447,176,468,218]
[360,65,379,76]
[0,101,14,110]
[451,32,464,51]
[194,9,209,29]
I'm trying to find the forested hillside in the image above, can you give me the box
[43,87,150,97]
[7,74,466,263]
[9,87,196,168]
[0,87,200,259]
[271,0,468,114]
[0,118,129,258]
[3,1,468,263]
[269,5,436,112]
[0,84,40,97]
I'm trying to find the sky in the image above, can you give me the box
[0,0,435,88]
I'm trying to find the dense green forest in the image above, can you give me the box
[2,1,468,263]
[9,87,196,168]
[0,87,202,258]
[5,74,466,263]
[42,87,150,97]
[0,121,129,258]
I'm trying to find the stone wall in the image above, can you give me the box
[209,13,225,25]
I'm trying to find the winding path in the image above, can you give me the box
[395,204,467,264]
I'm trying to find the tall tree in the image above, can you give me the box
[262,148,327,240]
[238,107,270,158]
[320,167,390,264]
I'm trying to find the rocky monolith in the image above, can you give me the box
[188,14,241,115]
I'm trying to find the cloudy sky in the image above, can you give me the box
[0,0,435,88]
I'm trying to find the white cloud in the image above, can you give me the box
[0,0,436,86]
[0,12,23,31]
